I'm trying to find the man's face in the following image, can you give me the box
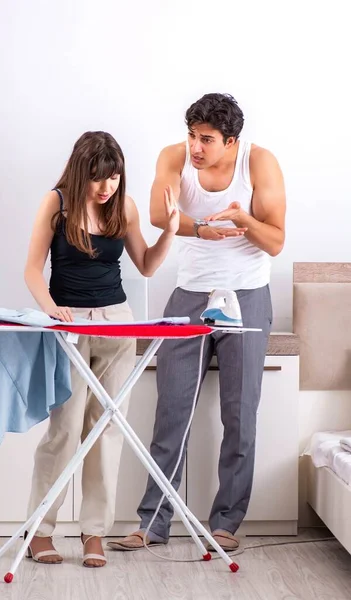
[188,123,234,169]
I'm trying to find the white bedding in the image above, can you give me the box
[304,430,351,485]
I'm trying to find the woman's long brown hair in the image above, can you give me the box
[53,131,127,256]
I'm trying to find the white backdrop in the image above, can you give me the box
[0,0,350,327]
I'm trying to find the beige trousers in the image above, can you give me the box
[27,303,136,537]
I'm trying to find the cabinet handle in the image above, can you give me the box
[145,365,282,372]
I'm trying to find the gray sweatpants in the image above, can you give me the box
[138,286,272,538]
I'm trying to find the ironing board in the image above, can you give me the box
[0,321,243,582]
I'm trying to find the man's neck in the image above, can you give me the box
[208,141,239,173]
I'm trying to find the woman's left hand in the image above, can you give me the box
[163,185,180,234]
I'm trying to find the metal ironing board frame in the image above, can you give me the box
[0,322,241,582]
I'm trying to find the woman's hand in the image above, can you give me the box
[163,185,179,234]
[45,304,74,322]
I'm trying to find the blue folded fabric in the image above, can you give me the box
[0,331,71,441]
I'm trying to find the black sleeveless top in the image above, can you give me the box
[49,189,126,308]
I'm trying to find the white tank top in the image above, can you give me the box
[176,140,271,291]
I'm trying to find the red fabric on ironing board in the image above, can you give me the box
[47,323,212,338]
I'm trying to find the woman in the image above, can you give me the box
[24,131,179,567]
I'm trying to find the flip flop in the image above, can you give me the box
[206,531,240,552]
[107,532,167,551]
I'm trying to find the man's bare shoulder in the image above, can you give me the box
[249,144,281,171]
[158,142,186,173]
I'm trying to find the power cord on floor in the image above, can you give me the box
[143,536,337,563]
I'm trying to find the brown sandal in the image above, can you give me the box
[206,530,240,552]
[107,531,167,551]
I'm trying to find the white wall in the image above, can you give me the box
[1,0,350,328]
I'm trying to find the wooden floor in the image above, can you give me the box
[1,528,351,600]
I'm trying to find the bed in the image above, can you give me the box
[293,262,351,556]
[305,431,351,555]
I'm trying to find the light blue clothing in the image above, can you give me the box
[0,307,64,327]
[0,330,71,441]
[0,307,190,327]
[0,307,190,442]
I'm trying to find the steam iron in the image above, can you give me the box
[200,289,243,328]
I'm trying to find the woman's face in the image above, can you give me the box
[86,174,121,205]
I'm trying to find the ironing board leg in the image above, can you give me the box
[4,516,43,583]
[3,332,238,582]
[56,335,210,559]
[112,409,239,571]
[2,336,166,582]
[57,333,239,572]
[3,409,112,582]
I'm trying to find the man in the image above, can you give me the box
[108,92,286,552]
